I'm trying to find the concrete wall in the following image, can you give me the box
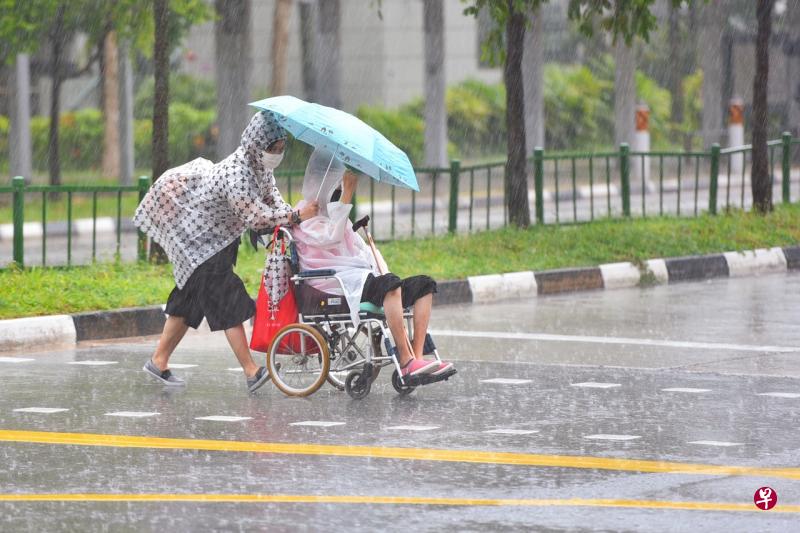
[179,0,501,112]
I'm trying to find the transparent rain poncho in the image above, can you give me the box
[291,148,384,325]
[134,111,293,288]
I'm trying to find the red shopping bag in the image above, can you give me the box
[250,227,302,353]
[250,275,301,352]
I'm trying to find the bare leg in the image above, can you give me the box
[152,315,189,371]
[411,293,432,357]
[225,323,260,378]
[383,288,415,366]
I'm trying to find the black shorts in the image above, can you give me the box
[360,273,437,309]
[164,238,255,331]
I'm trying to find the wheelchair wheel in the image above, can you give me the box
[391,369,416,396]
[327,328,382,391]
[345,369,371,399]
[267,323,330,397]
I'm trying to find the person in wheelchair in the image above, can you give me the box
[291,148,454,380]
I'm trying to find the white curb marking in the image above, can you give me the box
[0,357,35,363]
[385,425,439,431]
[468,271,537,303]
[68,360,118,366]
[480,378,532,385]
[0,315,76,353]
[688,441,743,447]
[429,329,800,353]
[571,382,621,389]
[724,247,787,277]
[105,411,160,418]
[757,392,800,399]
[195,416,253,422]
[584,434,641,441]
[484,429,538,435]
[13,407,70,414]
[599,262,641,290]
[290,421,346,427]
[661,388,712,393]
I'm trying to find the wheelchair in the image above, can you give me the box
[263,226,456,399]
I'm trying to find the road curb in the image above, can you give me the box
[2,245,798,352]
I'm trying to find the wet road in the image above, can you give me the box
[1,273,800,531]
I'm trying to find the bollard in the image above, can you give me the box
[533,148,544,224]
[12,176,24,268]
[448,160,460,234]
[633,104,651,189]
[782,132,791,204]
[728,98,745,174]
[709,144,720,215]
[137,175,149,262]
[619,144,631,217]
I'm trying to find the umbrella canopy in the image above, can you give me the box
[249,95,419,192]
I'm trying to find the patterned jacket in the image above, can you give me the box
[133,111,292,288]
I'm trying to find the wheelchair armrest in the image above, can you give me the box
[296,269,337,279]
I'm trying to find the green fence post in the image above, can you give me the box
[619,143,631,217]
[448,159,460,234]
[12,176,25,268]
[533,147,544,224]
[782,132,792,204]
[349,189,358,224]
[709,144,720,215]
[137,175,149,262]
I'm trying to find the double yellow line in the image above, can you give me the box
[0,493,797,513]
[2,428,800,480]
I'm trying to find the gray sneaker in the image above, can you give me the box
[247,366,271,393]
[143,359,185,386]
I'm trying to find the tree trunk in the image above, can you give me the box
[102,31,121,180]
[316,0,341,108]
[699,0,724,147]
[751,0,774,213]
[299,1,317,101]
[504,2,529,228]
[271,0,292,96]
[424,0,447,167]
[614,40,635,147]
[668,4,683,143]
[215,0,252,159]
[151,0,170,262]
[523,7,544,153]
[48,6,66,190]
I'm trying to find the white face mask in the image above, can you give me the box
[260,151,284,170]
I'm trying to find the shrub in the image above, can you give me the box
[30,109,105,171]
[356,104,425,165]
[134,103,216,169]
[134,73,217,119]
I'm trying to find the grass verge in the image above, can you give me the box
[2,204,798,319]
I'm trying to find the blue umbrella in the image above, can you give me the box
[249,95,419,192]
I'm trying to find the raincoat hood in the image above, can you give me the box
[302,147,344,217]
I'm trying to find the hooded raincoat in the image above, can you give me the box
[134,111,292,289]
[291,148,386,325]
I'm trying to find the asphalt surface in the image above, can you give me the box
[1,273,800,531]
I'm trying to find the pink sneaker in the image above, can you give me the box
[431,361,454,376]
[401,359,439,377]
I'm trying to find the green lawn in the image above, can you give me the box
[2,204,798,319]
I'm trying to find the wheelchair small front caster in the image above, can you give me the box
[391,369,416,396]
[345,369,371,399]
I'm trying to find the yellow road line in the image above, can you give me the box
[0,493,797,513]
[2,429,799,480]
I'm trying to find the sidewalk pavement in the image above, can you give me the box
[2,245,797,353]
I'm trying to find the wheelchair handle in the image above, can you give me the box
[352,215,370,233]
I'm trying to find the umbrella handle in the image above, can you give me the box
[314,150,337,203]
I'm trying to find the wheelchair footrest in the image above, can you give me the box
[403,367,457,387]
